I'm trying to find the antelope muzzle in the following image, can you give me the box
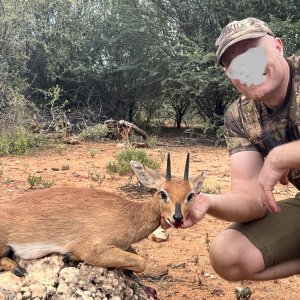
[173,202,183,228]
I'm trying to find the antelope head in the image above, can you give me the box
[130,153,207,228]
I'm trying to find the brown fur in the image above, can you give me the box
[0,161,206,275]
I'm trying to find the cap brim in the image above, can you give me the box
[218,32,268,65]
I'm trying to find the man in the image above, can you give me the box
[174,17,300,281]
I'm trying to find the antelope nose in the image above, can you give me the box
[173,203,183,221]
[173,212,183,222]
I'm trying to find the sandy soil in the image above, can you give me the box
[0,135,299,300]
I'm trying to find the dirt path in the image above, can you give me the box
[0,140,299,299]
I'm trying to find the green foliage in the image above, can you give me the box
[27,174,54,189]
[41,180,55,189]
[0,127,47,156]
[79,124,109,142]
[270,16,300,56]
[148,127,162,137]
[145,135,158,149]
[205,232,211,252]
[106,161,119,175]
[107,148,159,176]
[0,0,299,146]
[198,115,226,146]
[88,170,105,186]
[202,184,222,194]
[88,162,105,186]
[27,174,43,189]
[3,178,13,185]
[88,148,98,158]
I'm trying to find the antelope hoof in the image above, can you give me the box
[13,266,26,277]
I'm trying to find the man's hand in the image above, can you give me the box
[181,194,210,228]
[259,153,289,213]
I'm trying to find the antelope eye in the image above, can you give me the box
[187,193,195,202]
[160,191,168,203]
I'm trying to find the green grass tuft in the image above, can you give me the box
[107,148,159,176]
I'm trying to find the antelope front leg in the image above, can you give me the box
[81,246,146,273]
[0,245,26,276]
[126,245,138,254]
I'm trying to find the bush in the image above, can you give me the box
[27,174,55,189]
[107,148,160,176]
[79,124,109,141]
[0,126,47,155]
[145,135,157,148]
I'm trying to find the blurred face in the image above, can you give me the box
[221,35,287,101]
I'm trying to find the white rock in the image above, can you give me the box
[150,226,169,242]
[0,272,22,291]
[30,284,45,298]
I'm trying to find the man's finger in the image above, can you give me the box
[262,190,281,213]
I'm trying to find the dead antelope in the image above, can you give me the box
[0,153,206,276]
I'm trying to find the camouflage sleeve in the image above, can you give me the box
[224,101,259,156]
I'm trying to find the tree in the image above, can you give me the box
[0,0,299,140]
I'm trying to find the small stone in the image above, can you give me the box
[16,293,23,300]
[31,284,46,298]
[150,227,169,243]
[56,283,68,295]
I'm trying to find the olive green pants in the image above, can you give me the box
[229,193,300,268]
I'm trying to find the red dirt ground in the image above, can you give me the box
[0,136,299,300]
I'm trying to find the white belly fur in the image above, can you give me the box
[8,243,68,259]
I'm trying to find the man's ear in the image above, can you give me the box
[274,37,284,56]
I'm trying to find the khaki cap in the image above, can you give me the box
[215,17,275,65]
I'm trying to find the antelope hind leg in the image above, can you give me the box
[63,252,82,265]
[0,245,26,276]
[82,246,146,273]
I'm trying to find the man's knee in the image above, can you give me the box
[209,229,264,281]
[209,230,239,280]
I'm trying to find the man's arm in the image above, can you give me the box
[181,151,267,228]
[259,140,300,213]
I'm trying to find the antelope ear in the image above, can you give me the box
[130,161,164,189]
[189,171,207,194]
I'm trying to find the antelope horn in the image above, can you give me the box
[183,152,190,181]
[166,153,171,181]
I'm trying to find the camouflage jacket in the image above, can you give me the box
[224,55,300,190]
